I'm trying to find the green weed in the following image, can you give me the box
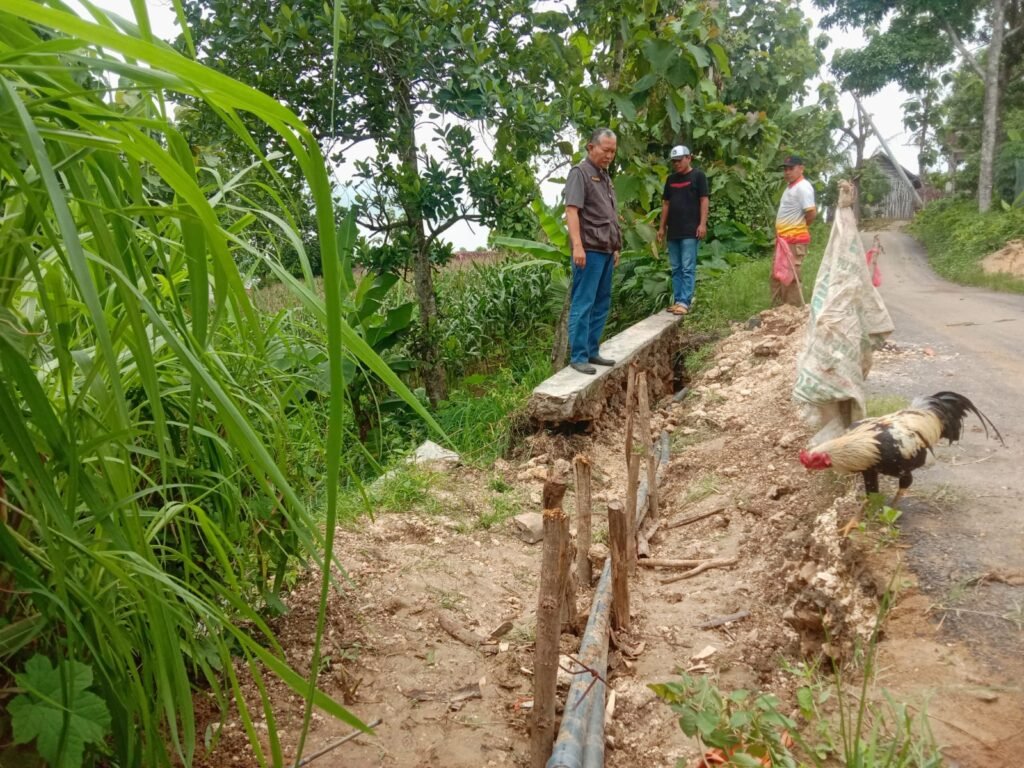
[859,493,904,545]
[683,473,724,505]
[476,495,521,530]
[866,395,910,417]
[786,583,943,768]
[651,674,798,767]
[337,465,441,524]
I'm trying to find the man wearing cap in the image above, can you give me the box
[772,154,816,306]
[563,127,622,375]
[657,145,709,315]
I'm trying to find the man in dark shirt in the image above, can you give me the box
[563,128,622,375]
[656,145,709,315]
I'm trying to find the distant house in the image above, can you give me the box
[863,152,924,219]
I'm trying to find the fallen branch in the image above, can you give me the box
[638,558,711,569]
[665,506,727,530]
[295,717,383,766]
[403,682,482,704]
[693,609,750,629]
[636,519,661,559]
[438,611,498,654]
[659,556,738,585]
[966,569,1024,587]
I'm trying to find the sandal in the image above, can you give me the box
[670,303,688,315]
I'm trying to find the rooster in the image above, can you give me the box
[800,392,1004,532]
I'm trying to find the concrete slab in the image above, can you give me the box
[527,312,682,424]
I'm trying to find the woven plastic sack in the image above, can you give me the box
[865,245,882,287]
[772,237,796,285]
[793,181,894,444]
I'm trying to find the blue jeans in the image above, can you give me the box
[568,250,614,364]
[667,238,698,308]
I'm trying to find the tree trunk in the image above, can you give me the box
[396,80,447,405]
[978,0,1007,213]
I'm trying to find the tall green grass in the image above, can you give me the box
[909,198,1024,292]
[0,4,438,766]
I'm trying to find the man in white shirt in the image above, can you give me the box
[772,155,816,306]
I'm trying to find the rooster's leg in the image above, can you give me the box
[862,470,880,496]
[843,470,881,535]
[891,473,913,506]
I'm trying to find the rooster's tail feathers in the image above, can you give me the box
[911,391,1005,447]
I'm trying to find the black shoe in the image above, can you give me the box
[588,355,615,366]
[570,362,597,375]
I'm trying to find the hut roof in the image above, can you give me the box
[870,151,922,189]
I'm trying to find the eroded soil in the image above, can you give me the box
[195,297,1024,768]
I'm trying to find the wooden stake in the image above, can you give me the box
[607,501,630,632]
[636,372,658,523]
[573,454,593,587]
[624,452,640,575]
[560,518,577,630]
[531,498,568,768]
[623,362,637,464]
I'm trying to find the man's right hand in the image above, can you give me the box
[572,244,586,268]
[656,230,665,246]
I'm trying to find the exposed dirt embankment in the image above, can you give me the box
[196,305,1017,768]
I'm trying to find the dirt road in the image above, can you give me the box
[864,226,1024,763]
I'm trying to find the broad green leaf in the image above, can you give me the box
[685,42,711,68]
[643,38,676,74]
[707,41,731,76]
[630,72,660,94]
[492,235,564,260]
[610,91,638,120]
[10,655,112,768]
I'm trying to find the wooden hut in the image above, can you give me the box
[866,151,922,219]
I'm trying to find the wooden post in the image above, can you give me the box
[561,520,577,630]
[573,454,593,587]
[624,451,640,575]
[636,372,658,523]
[532,480,568,768]
[607,501,631,632]
[623,362,637,464]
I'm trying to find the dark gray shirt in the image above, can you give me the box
[564,157,622,254]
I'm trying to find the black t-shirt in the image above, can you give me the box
[662,168,709,240]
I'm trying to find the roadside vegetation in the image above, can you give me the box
[909,200,1024,292]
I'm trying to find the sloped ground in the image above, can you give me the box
[197,305,1022,768]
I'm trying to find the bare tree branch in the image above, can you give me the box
[944,23,986,79]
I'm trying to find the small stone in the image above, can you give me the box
[975,690,999,703]
[512,512,544,544]
[777,431,802,448]
[408,440,460,468]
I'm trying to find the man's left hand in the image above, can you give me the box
[696,224,707,240]
[613,250,620,267]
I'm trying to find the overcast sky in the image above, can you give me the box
[79,0,922,248]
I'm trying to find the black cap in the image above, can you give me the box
[779,154,804,168]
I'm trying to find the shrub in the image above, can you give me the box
[909,199,1024,291]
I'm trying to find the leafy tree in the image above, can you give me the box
[929,42,1024,203]
[179,0,579,406]
[815,0,1024,212]
[566,0,835,244]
